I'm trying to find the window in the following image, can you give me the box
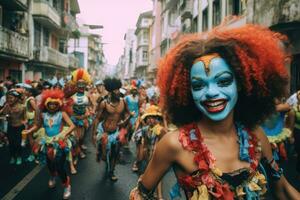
[143,30,148,43]
[43,28,49,46]
[129,48,133,63]
[202,8,208,31]
[228,0,245,15]
[34,22,41,47]
[213,0,221,26]
[142,50,148,62]
[192,17,198,33]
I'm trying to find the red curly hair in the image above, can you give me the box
[39,89,65,112]
[157,24,289,128]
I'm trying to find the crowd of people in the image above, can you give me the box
[0,70,164,199]
[1,23,300,200]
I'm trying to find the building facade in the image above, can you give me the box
[26,0,80,81]
[134,11,152,81]
[0,0,30,82]
[68,24,105,80]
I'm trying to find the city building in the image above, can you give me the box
[0,0,30,82]
[147,0,162,84]
[26,0,80,80]
[134,11,152,80]
[68,24,105,80]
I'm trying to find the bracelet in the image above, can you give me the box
[267,158,283,181]
[137,181,156,200]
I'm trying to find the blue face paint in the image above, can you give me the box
[190,57,238,121]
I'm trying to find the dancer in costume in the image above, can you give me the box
[26,89,75,199]
[130,25,300,199]
[261,99,291,161]
[92,77,131,181]
[287,91,300,178]
[70,69,92,159]
[125,85,140,142]
[0,89,25,165]
[63,82,78,174]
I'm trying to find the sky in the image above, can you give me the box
[77,0,153,66]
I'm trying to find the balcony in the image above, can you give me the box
[34,47,68,68]
[0,26,29,59]
[32,0,61,29]
[63,12,78,32]
[180,0,193,20]
[0,0,28,11]
[68,54,79,69]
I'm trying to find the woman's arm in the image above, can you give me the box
[276,103,291,112]
[62,111,75,137]
[131,132,180,198]
[255,127,300,199]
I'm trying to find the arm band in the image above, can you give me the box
[137,181,156,200]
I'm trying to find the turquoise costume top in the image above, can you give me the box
[42,112,63,137]
[125,95,139,127]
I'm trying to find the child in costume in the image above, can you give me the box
[130,24,300,200]
[25,89,75,199]
[0,89,26,165]
[70,69,92,160]
[261,98,291,161]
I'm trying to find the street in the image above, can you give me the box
[0,130,181,200]
[1,130,300,200]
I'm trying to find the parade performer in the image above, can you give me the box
[125,85,140,141]
[92,77,131,181]
[70,69,92,159]
[63,82,78,174]
[287,91,300,179]
[130,24,300,199]
[0,89,25,165]
[261,99,291,161]
[26,89,75,199]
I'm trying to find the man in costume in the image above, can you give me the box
[130,25,300,199]
[25,89,75,199]
[92,77,131,181]
[70,69,92,159]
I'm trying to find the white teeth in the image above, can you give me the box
[205,101,224,107]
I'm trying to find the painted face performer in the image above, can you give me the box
[92,77,131,181]
[70,69,92,159]
[130,25,300,200]
[30,89,75,199]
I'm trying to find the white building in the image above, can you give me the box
[134,11,152,80]
[68,24,105,79]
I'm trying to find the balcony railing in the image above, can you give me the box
[34,47,68,68]
[0,26,29,58]
[63,12,78,31]
[68,54,79,69]
[32,0,61,28]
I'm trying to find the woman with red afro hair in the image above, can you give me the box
[130,25,300,199]
[26,89,75,199]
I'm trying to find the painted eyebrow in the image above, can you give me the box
[214,71,233,79]
[191,76,203,81]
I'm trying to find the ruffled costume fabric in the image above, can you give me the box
[33,127,72,164]
[170,123,267,200]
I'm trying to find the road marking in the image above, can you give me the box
[1,165,43,200]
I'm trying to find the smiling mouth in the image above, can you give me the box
[202,99,227,113]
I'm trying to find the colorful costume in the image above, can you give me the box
[96,122,120,172]
[261,112,291,160]
[34,89,72,199]
[130,24,289,200]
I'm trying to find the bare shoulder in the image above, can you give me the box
[158,130,182,154]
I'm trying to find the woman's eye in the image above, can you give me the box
[192,82,205,91]
[217,78,233,87]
